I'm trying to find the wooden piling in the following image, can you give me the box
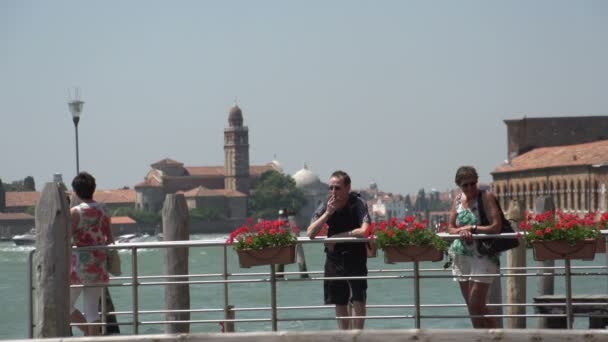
[535,196,556,328]
[505,199,526,328]
[162,194,190,333]
[34,182,71,337]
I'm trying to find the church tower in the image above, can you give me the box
[224,103,250,194]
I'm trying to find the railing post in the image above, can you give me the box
[270,265,278,331]
[223,245,234,332]
[131,247,139,334]
[27,250,35,338]
[564,258,573,329]
[413,261,421,328]
[101,285,107,335]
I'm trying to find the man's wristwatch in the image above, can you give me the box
[471,225,477,234]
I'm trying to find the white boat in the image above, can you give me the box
[13,229,36,246]
[115,233,154,244]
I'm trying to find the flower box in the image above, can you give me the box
[532,239,597,261]
[237,245,296,268]
[383,245,444,263]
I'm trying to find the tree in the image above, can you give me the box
[415,188,427,212]
[189,206,225,222]
[2,176,36,191]
[23,176,36,191]
[249,170,306,219]
[112,207,161,225]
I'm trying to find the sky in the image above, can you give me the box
[1,0,608,196]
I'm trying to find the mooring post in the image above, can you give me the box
[162,194,191,333]
[34,182,71,338]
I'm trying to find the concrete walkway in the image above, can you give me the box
[6,329,608,342]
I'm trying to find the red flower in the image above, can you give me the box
[545,227,552,234]
[387,230,394,238]
[536,230,544,237]
[245,236,254,245]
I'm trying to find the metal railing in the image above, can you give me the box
[26,231,608,336]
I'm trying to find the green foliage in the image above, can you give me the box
[189,206,225,222]
[112,207,161,224]
[24,206,36,216]
[373,217,449,252]
[248,170,306,219]
[2,176,37,192]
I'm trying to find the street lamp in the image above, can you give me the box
[68,98,84,174]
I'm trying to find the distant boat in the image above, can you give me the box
[13,229,36,246]
[115,233,156,244]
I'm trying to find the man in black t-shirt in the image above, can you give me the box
[306,170,371,330]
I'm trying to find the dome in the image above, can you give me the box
[292,164,321,188]
[228,104,243,127]
[270,159,283,172]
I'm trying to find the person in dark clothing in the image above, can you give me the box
[306,170,371,330]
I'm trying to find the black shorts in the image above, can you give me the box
[323,250,367,305]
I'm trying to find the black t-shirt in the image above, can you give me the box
[311,192,371,256]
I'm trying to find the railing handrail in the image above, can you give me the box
[72,230,608,251]
[27,230,608,337]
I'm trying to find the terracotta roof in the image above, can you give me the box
[94,189,136,204]
[5,191,40,208]
[185,164,276,177]
[180,186,246,198]
[151,158,184,168]
[250,164,277,176]
[493,140,608,174]
[0,212,34,220]
[185,166,226,177]
[111,216,137,225]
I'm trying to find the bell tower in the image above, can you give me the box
[224,103,250,194]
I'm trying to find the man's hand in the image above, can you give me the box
[326,195,338,215]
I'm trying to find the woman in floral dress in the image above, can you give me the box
[69,172,114,336]
[447,166,501,328]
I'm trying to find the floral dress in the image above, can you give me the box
[70,202,111,285]
[448,195,499,283]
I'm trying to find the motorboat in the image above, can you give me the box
[115,233,153,244]
[13,229,36,246]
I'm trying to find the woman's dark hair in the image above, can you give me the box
[454,166,478,186]
[72,172,96,200]
[330,170,351,186]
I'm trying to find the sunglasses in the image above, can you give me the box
[460,181,477,188]
[329,185,342,191]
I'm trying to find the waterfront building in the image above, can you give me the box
[492,116,608,212]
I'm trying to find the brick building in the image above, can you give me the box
[134,104,280,219]
[492,116,608,213]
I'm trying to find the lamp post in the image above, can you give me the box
[68,98,84,174]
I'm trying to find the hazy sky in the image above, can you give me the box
[2,0,607,195]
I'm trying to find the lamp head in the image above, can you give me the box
[68,100,84,119]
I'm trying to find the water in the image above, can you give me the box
[1,236,606,339]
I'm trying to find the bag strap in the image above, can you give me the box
[477,190,510,232]
[477,190,489,226]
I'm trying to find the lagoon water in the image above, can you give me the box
[1,235,606,339]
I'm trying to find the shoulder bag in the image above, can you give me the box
[476,190,519,256]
